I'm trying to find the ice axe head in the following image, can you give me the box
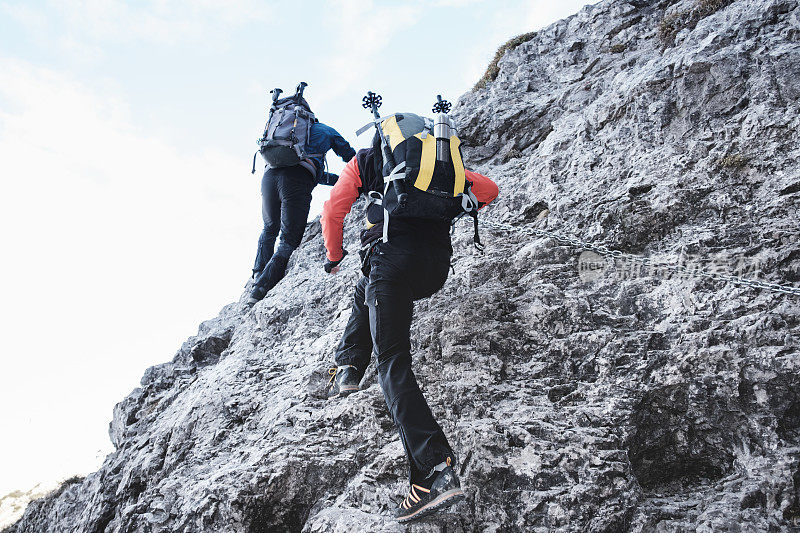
[270,88,283,104]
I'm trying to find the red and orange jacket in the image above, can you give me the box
[322,148,499,261]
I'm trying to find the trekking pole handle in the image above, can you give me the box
[295,82,308,99]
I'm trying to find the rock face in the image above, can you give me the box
[7,0,800,531]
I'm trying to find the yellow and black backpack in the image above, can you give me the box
[357,94,481,246]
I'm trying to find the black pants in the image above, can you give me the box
[334,234,454,483]
[253,166,315,292]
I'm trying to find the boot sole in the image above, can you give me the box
[328,387,359,399]
[396,488,465,523]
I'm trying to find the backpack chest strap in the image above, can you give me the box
[383,161,406,183]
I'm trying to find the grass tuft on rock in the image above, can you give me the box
[716,153,748,169]
[658,11,688,44]
[696,0,731,13]
[46,476,85,500]
[659,0,734,46]
[474,31,537,90]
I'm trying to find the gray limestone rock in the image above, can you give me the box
[6,0,800,531]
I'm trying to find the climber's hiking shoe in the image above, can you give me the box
[395,461,464,523]
[247,285,267,306]
[327,365,361,398]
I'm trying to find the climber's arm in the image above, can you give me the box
[466,169,499,208]
[321,157,361,263]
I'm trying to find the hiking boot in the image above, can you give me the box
[247,285,267,306]
[326,365,361,398]
[395,459,464,523]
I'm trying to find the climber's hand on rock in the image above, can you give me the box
[324,249,348,274]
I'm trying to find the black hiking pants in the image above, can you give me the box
[334,234,455,483]
[252,166,315,293]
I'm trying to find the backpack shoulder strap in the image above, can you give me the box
[412,132,436,191]
[450,136,466,195]
[380,115,406,152]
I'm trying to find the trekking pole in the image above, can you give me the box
[294,81,308,101]
[432,95,453,163]
[432,94,451,113]
[253,87,284,174]
[362,91,407,206]
[265,87,283,135]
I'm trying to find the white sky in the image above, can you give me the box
[0,0,598,495]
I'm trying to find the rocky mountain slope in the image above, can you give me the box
[7,0,800,531]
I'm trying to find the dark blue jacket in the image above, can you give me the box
[306,122,356,184]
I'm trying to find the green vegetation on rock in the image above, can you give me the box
[474,32,537,90]
[659,0,734,46]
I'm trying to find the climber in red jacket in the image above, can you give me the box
[321,122,498,522]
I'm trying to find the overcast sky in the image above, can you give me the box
[0,0,598,495]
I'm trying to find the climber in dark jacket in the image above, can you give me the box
[321,144,498,521]
[249,121,356,305]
